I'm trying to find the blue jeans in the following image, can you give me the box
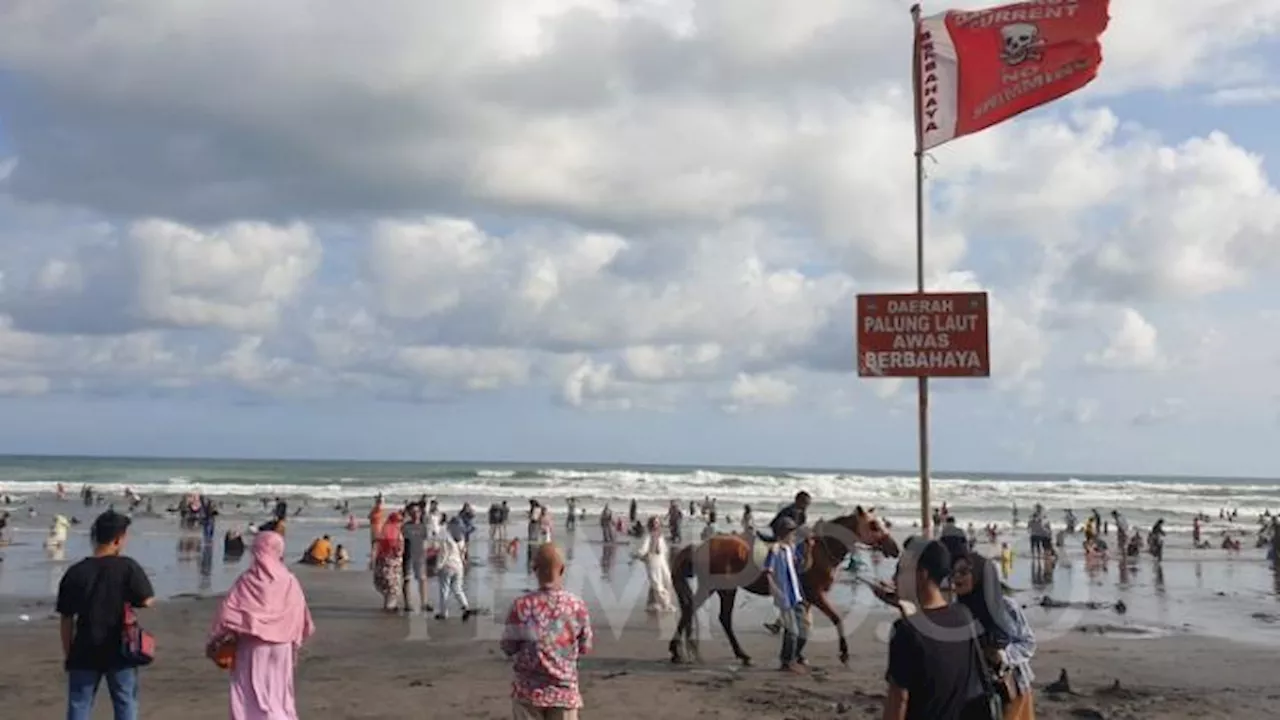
[778,605,808,667]
[67,667,138,720]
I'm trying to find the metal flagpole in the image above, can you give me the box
[910,4,932,539]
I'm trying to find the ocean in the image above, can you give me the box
[1,455,1278,645]
[1,455,1277,534]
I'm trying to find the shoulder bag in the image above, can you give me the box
[959,607,1003,720]
[87,561,157,667]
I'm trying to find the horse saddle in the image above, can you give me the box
[750,534,815,573]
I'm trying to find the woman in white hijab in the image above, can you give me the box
[633,516,676,613]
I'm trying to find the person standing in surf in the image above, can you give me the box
[368,496,385,558]
[632,517,676,613]
[667,501,683,544]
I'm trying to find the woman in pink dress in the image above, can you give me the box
[208,530,315,720]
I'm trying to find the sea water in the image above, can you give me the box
[1,456,1278,645]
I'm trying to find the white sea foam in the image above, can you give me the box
[2,465,1277,536]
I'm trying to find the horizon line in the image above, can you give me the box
[0,452,1274,484]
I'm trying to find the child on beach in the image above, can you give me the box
[1000,542,1014,576]
[764,518,807,673]
[502,543,592,720]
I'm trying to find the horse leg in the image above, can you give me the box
[810,591,848,665]
[670,582,698,663]
[716,589,751,666]
[685,583,712,663]
[669,602,689,663]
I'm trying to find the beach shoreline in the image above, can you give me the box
[2,568,1278,720]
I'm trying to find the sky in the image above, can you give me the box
[0,1,1279,478]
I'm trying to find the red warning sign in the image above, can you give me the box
[856,292,990,378]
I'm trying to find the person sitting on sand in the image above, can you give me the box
[1222,534,1242,552]
[300,535,333,565]
[1084,536,1109,562]
[223,530,246,560]
[334,545,349,565]
[502,543,592,720]
[1126,531,1142,558]
[207,530,315,720]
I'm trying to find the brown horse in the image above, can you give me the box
[668,506,899,665]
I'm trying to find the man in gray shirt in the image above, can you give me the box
[401,503,432,614]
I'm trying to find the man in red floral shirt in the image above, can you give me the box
[501,542,593,720]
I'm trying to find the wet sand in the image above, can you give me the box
[2,565,1278,720]
[4,498,1280,718]
[4,500,1280,647]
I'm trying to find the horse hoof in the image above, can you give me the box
[840,654,850,666]
[740,656,753,667]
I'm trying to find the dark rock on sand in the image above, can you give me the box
[1045,669,1073,695]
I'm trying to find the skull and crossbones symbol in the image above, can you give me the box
[1000,23,1044,66]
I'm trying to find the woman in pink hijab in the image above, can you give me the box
[208,530,315,720]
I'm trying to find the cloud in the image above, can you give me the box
[0,0,1275,464]
[1083,308,1163,371]
[1132,397,1185,426]
[1061,398,1101,425]
[3,219,320,335]
[723,372,797,412]
[1206,85,1280,106]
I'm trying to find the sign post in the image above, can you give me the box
[885,1,1109,536]
[856,291,991,538]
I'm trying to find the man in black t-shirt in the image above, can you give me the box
[57,510,155,720]
[882,539,981,720]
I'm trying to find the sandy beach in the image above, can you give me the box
[3,565,1279,720]
[3,507,1280,719]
